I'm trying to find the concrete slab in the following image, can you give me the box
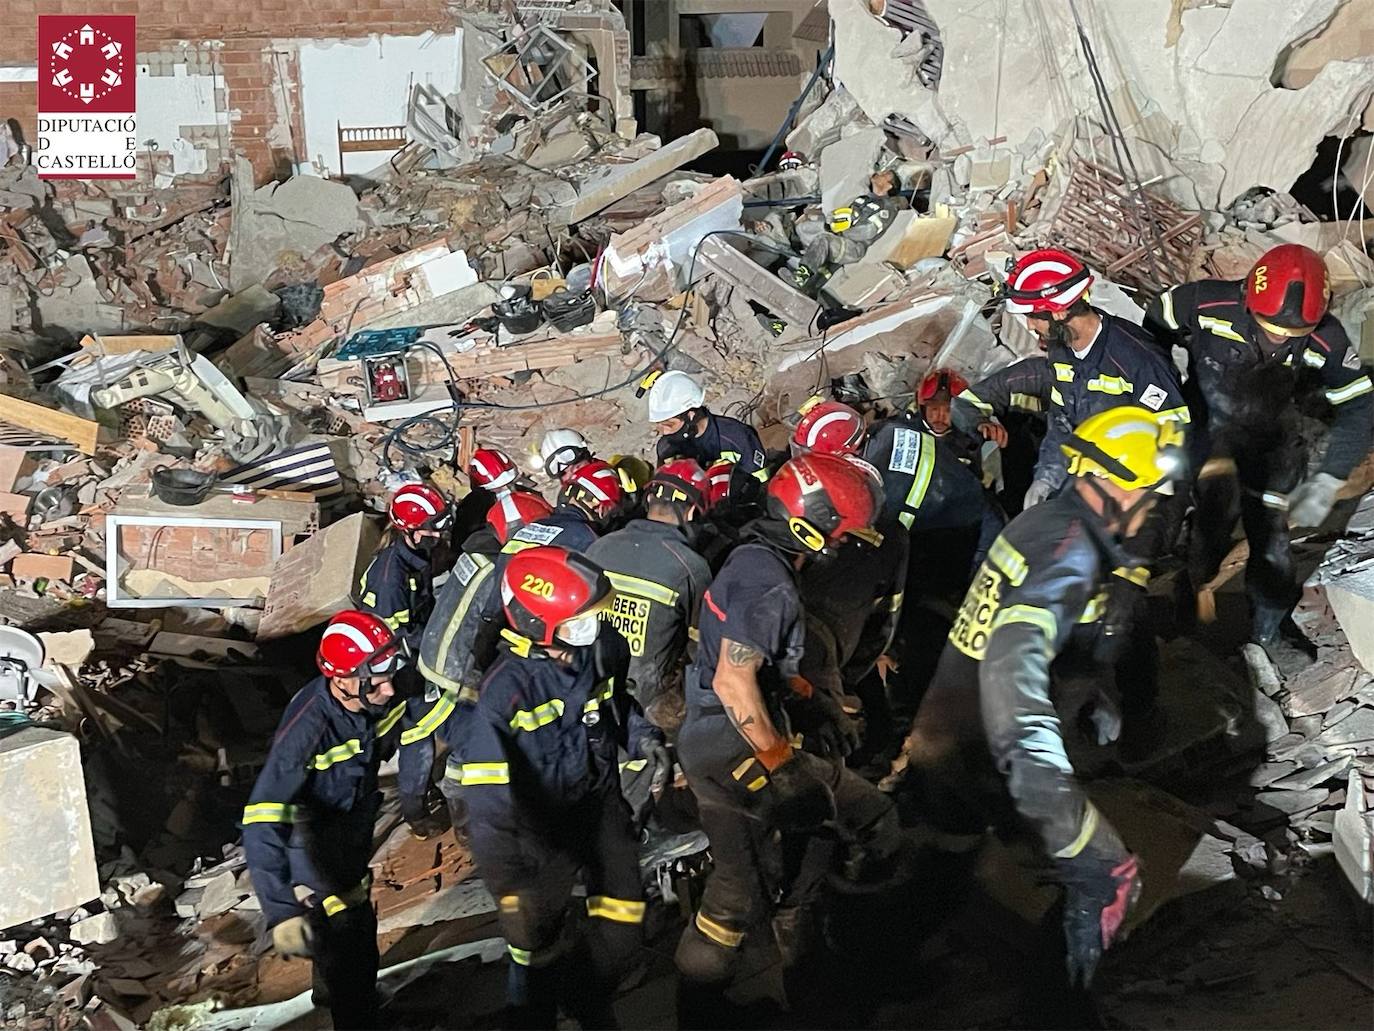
[0,727,99,930]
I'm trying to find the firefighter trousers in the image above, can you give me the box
[675,709,897,982]
[1189,433,1303,644]
[307,900,380,1030]
[480,789,645,1028]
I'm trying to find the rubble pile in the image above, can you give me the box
[0,0,1371,1027]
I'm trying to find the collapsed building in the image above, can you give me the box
[0,0,1372,1027]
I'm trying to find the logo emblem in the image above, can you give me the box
[36,16,138,180]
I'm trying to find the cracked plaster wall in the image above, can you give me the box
[833,0,1374,209]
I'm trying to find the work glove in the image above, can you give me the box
[1078,689,1122,746]
[1023,478,1055,509]
[760,747,835,831]
[787,679,862,758]
[1058,851,1141,988]
[271,915,314,958]
[640,738,672,797]
[977,421,1009,448]
[1286,472,1343,527]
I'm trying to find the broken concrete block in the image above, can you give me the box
[562,129,719,224]
[1333,768,1373,902]
[602,177,744,300]
[69,911,118,946]
[1324,565,1374,675]
[819,125,887,212]
[257,512,382,641]
[697,235,820,330]
[0,728,99,930]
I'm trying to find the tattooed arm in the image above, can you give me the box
[712,638,789,761]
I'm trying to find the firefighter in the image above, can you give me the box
[1145,243,1374,666]
[419,488,553,835]
[538,428,594,483]
[586,458,713,735]
[911,367,987,469]
[355,483,451,837]
[890,405,1186,990]
[789,397,999,604]
[788,401,909,755]
[503,459,624,556]
[460,546,664,1027]
[962,249,1189,509]
[646,370,769,484]
[243,610,409,1029]
[674,454,901,987]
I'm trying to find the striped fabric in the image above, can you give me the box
[222,442,343,498]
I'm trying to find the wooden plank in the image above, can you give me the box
[0,394,104,455]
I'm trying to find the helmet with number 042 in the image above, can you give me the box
[791,397,867,457]
[317,609,402,679]
[767,452,884,552]
[1245,243,1330,337]
[389,483,451,532]
[1003,248,1093,314]
[500,546,613,647]
[469,447,518,491]
[485,489,554,544]
[1061,405,1186,492]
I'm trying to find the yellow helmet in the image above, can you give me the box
[1061,406,1185,491]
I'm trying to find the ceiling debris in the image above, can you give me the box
[0,0,1371,1027]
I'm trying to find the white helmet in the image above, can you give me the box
[539,428,591,478]
[647,371,706,423]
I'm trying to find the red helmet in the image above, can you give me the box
[486,489,554,544]
[705,459,734,509]
[1245,244,1329,337]
[558,459,624,522]
[469,447,518,491]
[389,483,451,532]
[767,453,884,552]
[500,546,612,647]
[317,609,401,679]
[778,150,805,172]
[917,368,969,403]
[646,458,709,510]
[791,398,866,457]
[1004,248,1093,314]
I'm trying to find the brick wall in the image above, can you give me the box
[0,0,457,181]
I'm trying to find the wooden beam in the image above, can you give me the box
[0,394,105,455]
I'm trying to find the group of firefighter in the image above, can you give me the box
[240,241,1372,1028]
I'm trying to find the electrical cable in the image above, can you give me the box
[374,228,784,470]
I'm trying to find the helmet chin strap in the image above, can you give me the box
[1082,476,1153,539]
[1045,316,1075,348]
